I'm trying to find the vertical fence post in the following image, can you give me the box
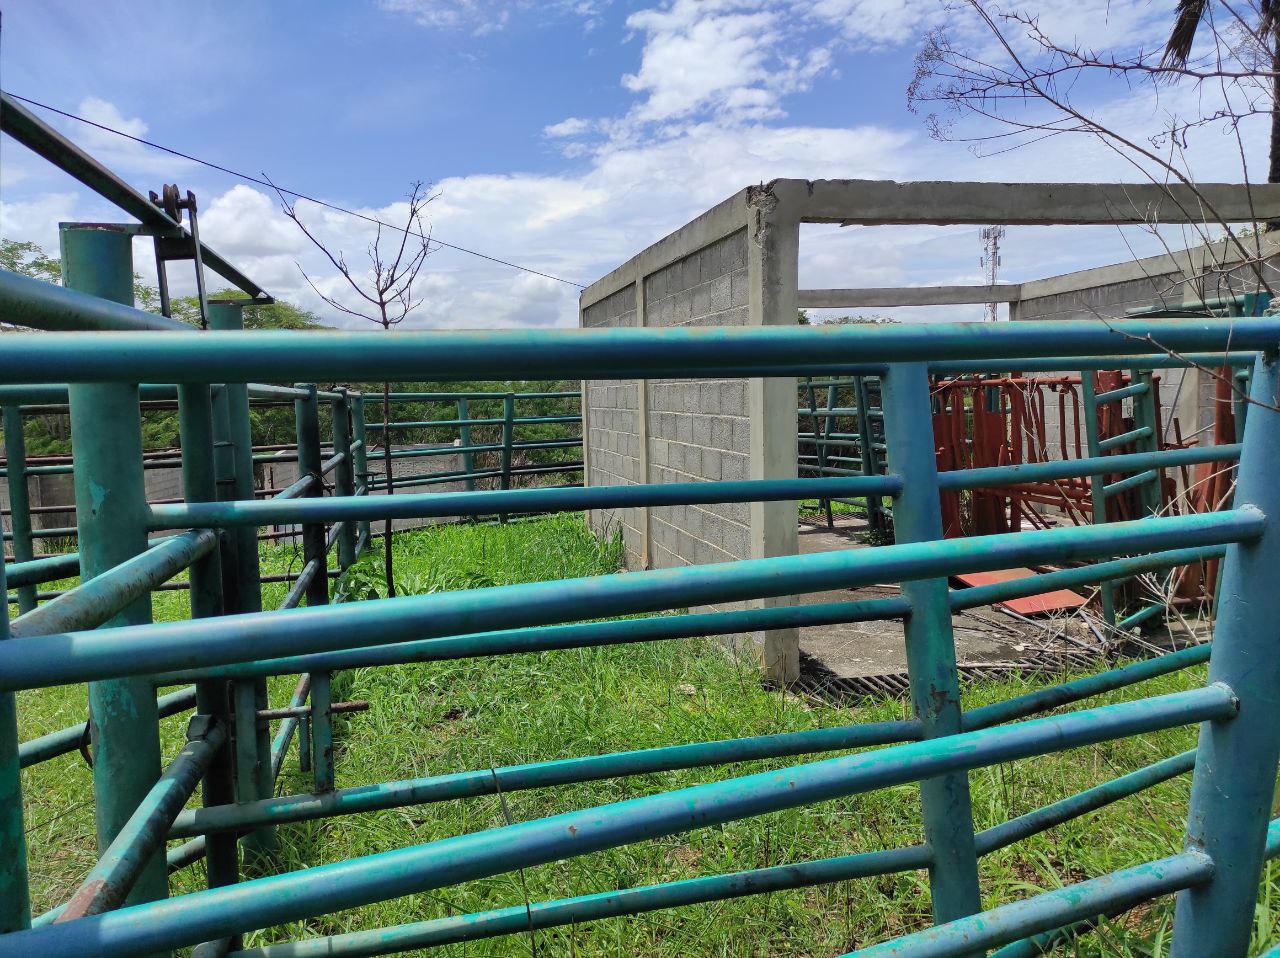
[821,382,839,523]
[1132,369,1162,517]
[176,383,239,890]
[351,396,370,553]
[855,375,887,539]
[802,378,833,527]
[499,393,514,525]
[294,384,329,609]
[2,404,36,613]
[1079,371,1117,627]
[1172,353,1280,958]
[880,361,983,933]
[332,391,357,573]
[295,385,335,793]
[309,670,334,794]
[208,301,276,859]
[0,556,30,934]
[501,393,515,491]
[457,398,475,493]
[60,224,169,915]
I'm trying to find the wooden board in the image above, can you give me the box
[952,568,1087,616]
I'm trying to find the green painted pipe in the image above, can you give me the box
[0,510,1260,694]
[0,687,1235,958]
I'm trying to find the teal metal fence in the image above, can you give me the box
[4,95,1280,957]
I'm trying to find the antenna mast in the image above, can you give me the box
[980,225,1006,322]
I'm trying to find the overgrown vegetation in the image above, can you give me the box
[16,514,1280,955]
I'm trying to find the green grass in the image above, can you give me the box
[15,514,1280,955]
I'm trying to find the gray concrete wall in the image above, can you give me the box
[582,284,645,566]
[645,229,753,573]
[581,190,800,682]
[1015,239,1280,445]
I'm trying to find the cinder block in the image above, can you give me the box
[691,282,712,320]
[721,520,750,559]
[709,274,732,313]
[724,381,747,413]
[721,453,747,481]
[676,415,694,444]
[724,231,747,271]
[699,382,721,416]
[702,447,722,479]
[691,415,713,446]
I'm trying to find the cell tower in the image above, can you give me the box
[980,225,1006,322]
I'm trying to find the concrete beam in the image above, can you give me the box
[798,285,1022,308]
[1019,232,1280,302]
[785,179,1280,226]
[580,189,752,308]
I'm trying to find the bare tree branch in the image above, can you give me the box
[272,177,438,597]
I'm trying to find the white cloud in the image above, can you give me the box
[0,192,81,251]
[5,0,1270,336]
[620,0,833,127]
[544,117,593,138]
[377,0,608,33]
[59,97,200,180]
[806,0,943,49]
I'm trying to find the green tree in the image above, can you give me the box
[169,289,324,330]
[0,239,61,284]
[2,239,327,454]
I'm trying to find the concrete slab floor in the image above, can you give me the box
[796,517,1083,680]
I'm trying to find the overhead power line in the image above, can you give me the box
[4,91,587,289]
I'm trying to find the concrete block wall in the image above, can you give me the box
[1015,247,1280,445]
[644,229,753,572]
[582,284,645,566]
[582,231,756,572]
[580,184,800,682]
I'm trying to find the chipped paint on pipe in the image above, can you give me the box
[8,530,216,638]
[0,686,1235,958]
[0,510,1259,694]
[56,717,227,921]
[168,717,921,838]
[844,853,1214,957]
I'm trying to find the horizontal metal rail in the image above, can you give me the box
[1098,425,1154,453]
[18,686,197,769]
[151,543,1219,685]
[0,686,1235,957]
[846,853,1214,957]
[365,391,580,402]
[148,448,1241,530]
[1094,381,1150,405]
[0,510,1258,692]
[168,717,920,838]
[225,748,1201,958]
[2,278,1279,381]
[8,529,216,638]
[148,476,902,529]
[371,414,581,429]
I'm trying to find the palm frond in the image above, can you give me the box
[1162,0,1208,68]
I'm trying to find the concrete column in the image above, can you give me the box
[746,184,800,683]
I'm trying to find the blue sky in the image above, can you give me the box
[1,0,1268,327]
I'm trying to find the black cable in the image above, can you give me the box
[4,91,587,289]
